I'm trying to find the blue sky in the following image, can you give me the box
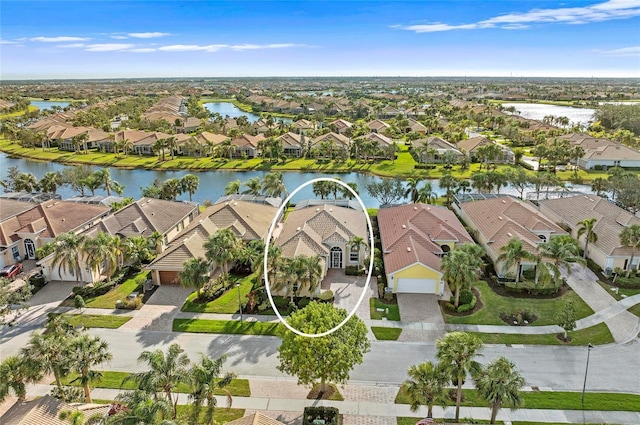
[1,1,639,79]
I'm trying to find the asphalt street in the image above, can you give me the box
[3,326,638,393]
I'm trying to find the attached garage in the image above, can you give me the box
[396,278,437,294]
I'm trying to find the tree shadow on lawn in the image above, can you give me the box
[134,309,182,347]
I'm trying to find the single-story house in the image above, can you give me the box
[311,132,350,156]
[231,134,266,158]
[147,200,279,285]
[192,131,228,156]
[453,195,567,280]
[457,136,514,164]
[49,126,110,152]
[329,118,353,134]
[539,194,640,273]
[292,119,316,134]
[175,116,201,133]
[378,203,473,294]
[367,119,391,134]
[132,131,173,156]
[98,129,148,153]
[360,132,393,150]
[274,204,368,297]
[405,118,427,135]
[0,395,109,425]
[559,133,640,170]
[278,132,306,157]
[417,136,464,163]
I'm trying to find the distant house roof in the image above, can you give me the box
[457,135,492,153]
[216,194,283,208]
[378,203,473,274]
[226,412,286,425]
[0,192,61,203]
[367,119,390,132]
[361,132,392,146]
[421,136,463,155]
[292,119,316,130]
[559,133,640,162]
[539,194,640,256]
[277,132,305,148]
[330,118,353,130]
[0,395,109,425]
[276,204,367,259]
[194,131,227,147]
[232,133,265,149]
[81,197,197,239]
[311,132,350,147]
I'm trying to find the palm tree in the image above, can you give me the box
[538,235,585,278]
[95,168,113,196]
[107,235,127,270]
[441,244,484,308]
[179,257,210,298]
[404,361,448,418]
[204,228,240,282]
[497,238,535,283]
[300,255,324,297]
[84,232,117,281]
[439,171,458,205]
[112,389,174,423]
[125,343,191,419]
[349,236,367,267]
[620,224,640,277]
[416,182,436,204]
[189,354,235,425]
[224,179,241,195]
[404,177,421,203]
[14,172,39,192]
[476,357,525,424]
[577,218,598,260]
[126,235,152,266]
[68,334,113,402]
[243,177,261,195]
[83,173,102,196]
[148,230,164,255]
[121,138,133,157]
[262,171,287,198]
[0,355,39,402]
[180,174,199,202]
[436,332,484,423]
[40,171,63,194]
[51,232,88,283]
[166,136,178,160]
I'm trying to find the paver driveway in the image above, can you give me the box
[322,269,376,320]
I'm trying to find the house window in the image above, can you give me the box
[163,235,168,245]
[11,245,20,261]
[293,282,299,292]
[538,234,547,242]
[350,248,359,262]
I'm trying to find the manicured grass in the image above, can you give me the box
[395,385,640,411]
[371,326,402,340]
[469,322,614,346]
[176,405,245,424]
[370,298,401,321]
[64,314,131,329]
[182,274,255,314]
[398,417,496,425]
[84,271,149,309]
[595,280,640,318]
[58,371,250,396]
[173,318,282,336]
[444,281,593,326]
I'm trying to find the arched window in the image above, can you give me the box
[440,244,451,254]
[538,234,547,242]
[330,246,343,268]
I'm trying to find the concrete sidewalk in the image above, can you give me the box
[22,382,640,425]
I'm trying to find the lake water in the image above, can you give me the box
[0,152,593,208]
[203,102,292,124]
[30,100,71,111]
[502,103,595,126]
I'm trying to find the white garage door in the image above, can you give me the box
[397,278,436,294]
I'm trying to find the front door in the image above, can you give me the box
[24,238,36,259]
[330,247,342,268]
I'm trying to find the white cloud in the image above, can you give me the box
[598,46,640,56]
[56,43,86,48]
[127,32,170,39]
[110,35,129,40]
[400,0,640,32]
[230,43,300,50]
[0,39,21,44]
[30,36,90,42]
[157,43,303,52]
[127,48,156,53]
[85,43,135,52]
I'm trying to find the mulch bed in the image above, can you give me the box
[441,287,483,317]
[307,384,339,400]
[499,310,538,326]
[488,280,568,299]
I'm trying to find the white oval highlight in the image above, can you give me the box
[264,177,375,338]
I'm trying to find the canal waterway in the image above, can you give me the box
[30,100,71,111]
[202,102,292,124]
[501,103,595,127]
[0,152,594,208]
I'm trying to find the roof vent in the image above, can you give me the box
[427,207,431,210]
[296,227,301,231]
[502,199,507,204]
[329,208,333,212]
[316,208,320,211]
[407,247,412,252]
[498,216,503,220]
[61,218,65,221]
[414,206,418,210]
[507,232,512,237]
[402,224,406,229]
[234,202,238,206]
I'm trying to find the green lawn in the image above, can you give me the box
[182,274,255,314]
[371,326,402,340]
[395,385,640,411]
[444,281,593,326]
[175,405,245,424]
[173,318,282,336]
[398,418,496,425]
[63,314,131,329]
[84,271,149,309]
[468,322,614,346]
[370,298,401,321]
[596,280,640,318]
[58,371,250,396]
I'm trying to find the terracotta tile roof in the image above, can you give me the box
[378,203,473,274]
[194,131,228,146]
[0,199,34,221]
[539,194,640,256]
[113,129,149,143]
[278,132,305,148]
[460,196,566,258]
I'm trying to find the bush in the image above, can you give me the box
[51,386,84,403]
[593,165,604,170]
[318,290,334,302]
[345,265,364,276]
[28,273,47,293]
[445,302,456,311]
[458,289,473,305]
[414,164,437,170]
[121,296,142,310]
[303,406,340,425]
[456,295,477,313]
[73,295,85,309]
[298,298,311,308]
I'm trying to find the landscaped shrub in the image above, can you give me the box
[522,269,536,280]
[50,386,84,403]
[414,164,437,170]
[318,290,334,302]
[303,406,340,425]
[456,295,477,313]
[458,289,473,305]
[444,302,456,311]
[121,296,142,310]
[345,265,364,276]
[73,295,85,309]
[505,280,562,296]
[28,273,47,293]
[614,275,640,288]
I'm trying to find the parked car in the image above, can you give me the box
[0,263,23,280]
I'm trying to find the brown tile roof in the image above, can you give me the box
[278,132,304,148]
[194,131,228,146]
[226,412,286,425]
[276,204,367,258]
[0,199,34,222]
[232,134,265,148]
[378,204,473,274]
[367,119,390,132]
[0,395,109,425]
[460,196,566,258]
[81,197,197,239]
[330,118,353,129]
[539,194,640,256]
[113,129,149,143]
[457,135,492,153]
[362,132,392,146]
[312,132,350,147]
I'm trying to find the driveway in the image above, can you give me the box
[322,269,376,320]
[396,293,444,324]
[26,281,76,306]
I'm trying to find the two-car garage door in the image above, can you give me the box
[396,278,437,294]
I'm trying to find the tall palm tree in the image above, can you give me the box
[112,389,174,424]
[404,361,448,418]
[439,171,458,205]
[577,218,598,260]
[84,232,117,281]
[126,235,152,266]
[538,235,585,278]
[40,171,63,194]
[441,244,484,308]
[179,174,199,202]
[436,332,484,423]
[94,168,113,196]
[243,177,261,195]
[0,355,39,402]
[262,171,287,198]
[416,182,436,204]
[107,235,127,270]
[21,324,76,390]
[148,231,164,255]
[179,257,210,298]
[349,236,367,267]
[68,334,113,402]
[189,354,235,425]
[204,228,240,282]
[476,357,525,424]
[620,224,640,277]
[224,179,241,195]
[497,238,535,283]
[51,232,88,283]
[125,343,191,419]
[404,177,421,203]
[166,136,178,160]
[300,255,323,297]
